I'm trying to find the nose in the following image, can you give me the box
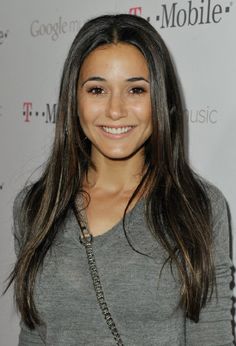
[106,93,126,120]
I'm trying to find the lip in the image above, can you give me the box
[97,125,136,139]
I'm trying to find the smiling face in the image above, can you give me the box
[77,43,152,162]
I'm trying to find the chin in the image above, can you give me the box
[93,142,145,161]
[102,150,138,161]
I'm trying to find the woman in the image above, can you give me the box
[7,14,233,345]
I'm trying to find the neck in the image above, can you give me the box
[85,150,146,194]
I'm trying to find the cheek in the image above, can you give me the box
[77,105,89,136]
[133,102,152,126]
[77,106,86,132]
[78,100,101,129]
[131,96,151,113]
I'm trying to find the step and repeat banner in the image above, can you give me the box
[1,0,235,344]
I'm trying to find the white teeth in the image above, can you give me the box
[102,126,132,134]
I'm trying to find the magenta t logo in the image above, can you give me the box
[23,102,32,122]
[129,7,142,16]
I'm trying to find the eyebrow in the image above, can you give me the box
[81,76,150,86]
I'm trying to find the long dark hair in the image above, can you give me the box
[6,14,214,328]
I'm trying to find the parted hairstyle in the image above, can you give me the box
[6,14,214,328]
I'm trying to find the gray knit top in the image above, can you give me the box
[13,182,234,345]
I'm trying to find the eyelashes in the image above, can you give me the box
[87,87,104,95]
[130,87,146,94]
[86,86,147,95]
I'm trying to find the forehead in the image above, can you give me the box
[79,43,149,79]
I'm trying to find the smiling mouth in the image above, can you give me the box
[101,126,134,135]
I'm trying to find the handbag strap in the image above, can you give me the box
[73,202,124,346]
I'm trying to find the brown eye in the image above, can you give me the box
[87,87,104,95]
[130,87,146,94]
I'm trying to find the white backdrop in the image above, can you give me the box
[1,0,235,345]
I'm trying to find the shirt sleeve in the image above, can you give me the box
[13,189,45,346]
[18,321,45,346]
[185,185,234,345]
